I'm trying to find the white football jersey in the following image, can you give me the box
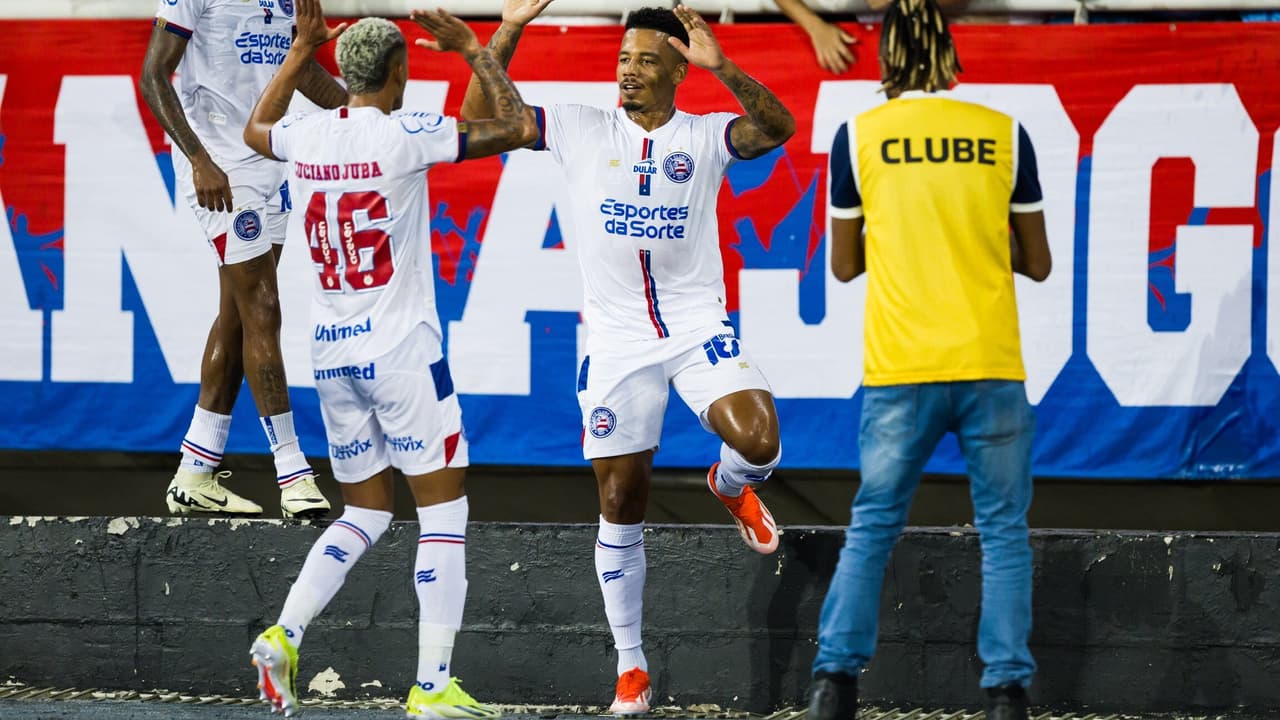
[535,105,742,347]
[270,106,464,368]
[154,0,295,165]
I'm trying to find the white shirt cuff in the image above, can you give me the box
[1010,200,1045,214]
[829,205,864,220]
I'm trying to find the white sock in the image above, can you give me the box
[595,516,647,676]
[276,505,392,647]
[179,406,231,473]
[714,442,781,498]
[260,412,312,489]
[415,496,470,692]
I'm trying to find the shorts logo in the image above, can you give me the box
[233,210,262,241]
[278,0,294,16]
[589,407,616,439]
[663,151,694,183]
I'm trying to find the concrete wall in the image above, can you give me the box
[1,517,1277,714]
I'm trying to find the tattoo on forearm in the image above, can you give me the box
[142,70,206,160]
[471,49,526,122]
[486,23,524,68]
[721,66,793,140]
[300,63,348,109]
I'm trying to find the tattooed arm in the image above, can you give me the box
[244,0,346,159]
[139,27,234,212]
[459,0,554,120]
[669,4,795,160]
[410,8,538,156]
[297,59,350,109]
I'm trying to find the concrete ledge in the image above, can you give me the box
[2,517,1278,714]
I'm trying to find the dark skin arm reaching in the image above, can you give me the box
[297,58,350,108]
[458,0,553,123]
[243,0,347,159]
[668,5,795,160]
[830,216,865,282]
[1010,211,1051,281]
[140,25,234,212]
[410,9,539,157]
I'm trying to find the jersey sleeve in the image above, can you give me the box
[393,112,464,171]
[154,0,206,40]
[533,104,609,164]
[268,112,311,162]
[1011,123,1045,214]
[828,122,862,219]
[712,112,748,166]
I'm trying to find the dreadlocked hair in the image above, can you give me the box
[879,0,961,94]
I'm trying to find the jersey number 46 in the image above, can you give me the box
[305,190,395,293]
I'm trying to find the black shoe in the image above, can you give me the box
[985,684,1029,720]
[807,672,858,720]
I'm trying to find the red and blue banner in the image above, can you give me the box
[1,20,1278,477]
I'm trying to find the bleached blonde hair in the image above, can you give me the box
[336,17,405,95]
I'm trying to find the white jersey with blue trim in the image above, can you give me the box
[535,105,742,348]
[270,106,465,369]
[154,0,296,165]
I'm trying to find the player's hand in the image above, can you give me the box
[668,5,725,72]
[191,152,233,213]
[807,20,856,74]
[410,9,482,57]
[293,0,347,50]
[502,0,555,27]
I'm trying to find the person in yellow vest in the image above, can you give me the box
[806,0,1051,718]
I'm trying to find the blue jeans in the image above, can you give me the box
[812,380,1037,688]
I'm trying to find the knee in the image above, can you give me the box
[735,430,781,468]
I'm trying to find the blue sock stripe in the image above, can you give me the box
[595,537,644,550]
[333,520,372,547]
[418,533,466,540]
[181,439,223,458]
[277,468,311,484]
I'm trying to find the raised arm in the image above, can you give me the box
[410,9,539,157]
[297,58,350,109]
[773,0,856,74]
[668,5,795,160]
[139,25,233,212]
[458,0,554,121]
[244,0,346,159]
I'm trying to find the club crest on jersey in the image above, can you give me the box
[589,407,617,439]
[233,210,262,241]
[663,151,695,183]
[277,0,294,17]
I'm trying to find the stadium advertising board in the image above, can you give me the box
[1,21,1278,476]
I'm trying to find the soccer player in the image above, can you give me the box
[805,1,1051,719]
[461,2,796,712]
[240,1,540,717]
[141,0,345,517]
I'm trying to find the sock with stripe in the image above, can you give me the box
[414,496,470,693]
[179,406,231,473]
[714,442,781,498]
[595,516,648,675]
[276,505,392,647]
[259,412,312,489]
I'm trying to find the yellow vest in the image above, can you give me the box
[829,92,1042,386]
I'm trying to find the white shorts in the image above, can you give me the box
[577,323,772,460]
[173,151,289,266]
[314,324,469,483]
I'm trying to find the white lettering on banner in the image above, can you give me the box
[946,85,1077,404]
[1088,84,1256,406]
[51,76,217,382]
[746,80,881,398]
[779,82,1076,401]
[0,75,44,380]
[447,82,614,395]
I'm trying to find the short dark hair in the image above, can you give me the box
[624,7,690,49]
